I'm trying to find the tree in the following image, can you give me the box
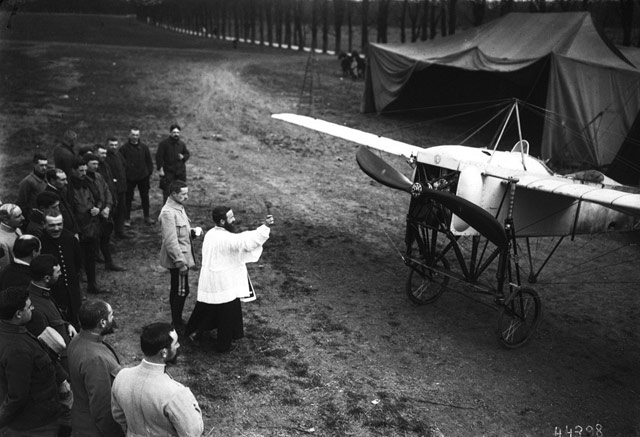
[334,0,346,53]
[347,0,354,51]
[420,0,429,41]
[294,0,304,51]
[408,0,421,42]
[440,0,447,36]
[472,0,486,26]
[266,0,274,46]
[377,0,391,43]
[275,0,284,47]
[500,0,514,16]
[284,0,293,48]
[311,0,319,50]
[528,0,547,12]
[620,0,633,46]
[400,0,408,43]
[233,0,240,41]
[448,0,457,35]
[361,0,369,51]
[429,0,438,39]
[321,0,329,53]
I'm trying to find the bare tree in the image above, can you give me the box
[233,0,240,41]
[294,0,304,51]
[472,0,486,26]
[448,0,457,34]
[285,0,293,48]
[377,0,391,43]
[334,0,346,53]
[408,0,421,42]
[440,1,447,36]
[500,0,514,16]
[528,0,547,12]
[361,0,369,50]
[311,0,319,50]
[620,0,633,46]
[248,0,257,43]
[347,0,354,51]
[266,0,274,46]
[429,0,438,39]
[220,0,228,39]
[420,0,429,41]
[400,0,408,43]
[321,0,329,53]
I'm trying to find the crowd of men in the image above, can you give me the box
[0,124,275,436]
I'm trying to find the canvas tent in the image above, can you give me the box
[362,12,640,177]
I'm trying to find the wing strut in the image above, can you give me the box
[525,236,565,283]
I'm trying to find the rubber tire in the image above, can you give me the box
[497,286,542,348]
[406,256,450,305]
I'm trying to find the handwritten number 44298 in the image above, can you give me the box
[554,425,603,437]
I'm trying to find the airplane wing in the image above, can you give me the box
[511,173,640,218]
[272,113,423,159]
[272,113,640,219]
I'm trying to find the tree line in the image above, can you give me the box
[135,0,640,52]
[11,0,640,51]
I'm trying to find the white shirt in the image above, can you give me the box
[196,225,270,304]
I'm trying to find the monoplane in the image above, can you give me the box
[273,101,640,348]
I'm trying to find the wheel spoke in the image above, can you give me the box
[497,287,542,348]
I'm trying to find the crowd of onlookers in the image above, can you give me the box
[0,125,206,436]
[338,50,365,80]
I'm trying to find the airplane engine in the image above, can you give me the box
[453,165,483,232]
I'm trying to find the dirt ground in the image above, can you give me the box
[1,13,639,437]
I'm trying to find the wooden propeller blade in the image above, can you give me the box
[356,146,413,193]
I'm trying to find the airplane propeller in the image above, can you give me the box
[356,145,508,248]
[355,145,413,193]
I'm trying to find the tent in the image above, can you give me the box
[362,12,640,176]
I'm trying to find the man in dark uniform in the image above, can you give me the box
[156,124,190,203]
[0,235,41,290]
[0,287,68,436]
[39,213,83,328]
[104,138,130,239]
[52,130,77,178]
[119,127,154,226]
[44,168,78,237]
[16,153,48,225]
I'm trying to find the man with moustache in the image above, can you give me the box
[119,127,154,226]
[25,254,78,369]
[44,168,78,236]
[158,180,201,329]
[184,206,273,353]
[102,139,130,239]
[156,124,190,203]
[85,153,124,272]
[67,299,123,437]
[0,287,68,436]
[68,157,104,294]
[16,153,49,224]
[111,322,203,437]
[39,213,83,327]
[25,191,62,239]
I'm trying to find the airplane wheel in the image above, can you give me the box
[497,287,542,348]
[406,257,450,305]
